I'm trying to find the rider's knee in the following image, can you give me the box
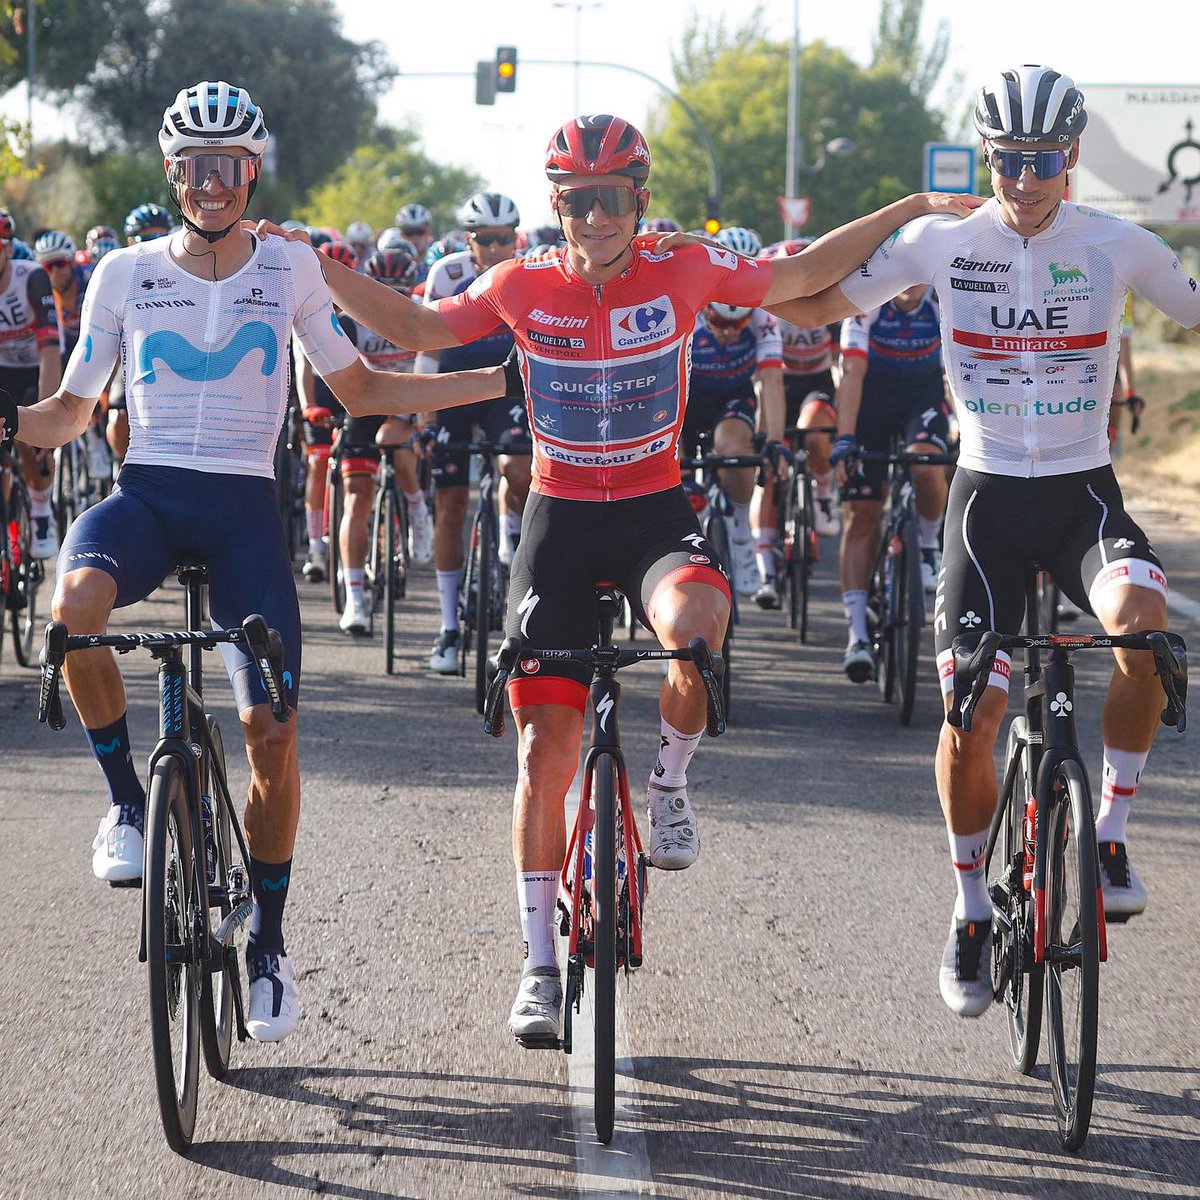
[242,707,297,766]
[52,568,115,631]
[940,686,1006,757]
[649,583,728,649]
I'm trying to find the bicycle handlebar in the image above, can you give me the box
[37,614,292,730]
[948,628,1187,733]
[855,449,959,468]
[483,635,727,740]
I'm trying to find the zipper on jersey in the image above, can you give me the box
[593,283,611,500]
[1019,235,1037,478]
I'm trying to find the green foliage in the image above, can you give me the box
[648,22,946,240]
[298,126,485,234]
[872,0,949,98]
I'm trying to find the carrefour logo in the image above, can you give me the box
[610,296,676,349]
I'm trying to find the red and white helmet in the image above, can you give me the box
[544,115,651,184]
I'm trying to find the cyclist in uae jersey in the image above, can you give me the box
[291,112,979,1044]
[832,286,950,682]
[770,64,1200,1019]
[412,192,531,675]
[0,80,509,1046]
[685,303,785,600]
[0,211,63,557]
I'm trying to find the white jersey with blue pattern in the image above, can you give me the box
[61,236,359,479]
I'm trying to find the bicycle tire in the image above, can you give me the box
[475,505,495,714]
[781,472,800,632]
[383,487,399,675]
[592,753,618,1145]
[705,513,734,719]
[896,511,923,726]
[199,718,237,1080]
[993,717,1044,1074]
[9,485,41,668]
[870,547,894,702]
[798,470,816,644]
[145,755,202,1154]
[327,468,345,613]
[53,441,79,537]
[459,511,481,680]
[1044,757,1100,1151]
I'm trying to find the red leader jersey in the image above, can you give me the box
[433,236,774,501]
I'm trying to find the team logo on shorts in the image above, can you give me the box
[520,657,541,675]
[689,554,711,565]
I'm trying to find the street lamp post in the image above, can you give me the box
[551,0,601,115]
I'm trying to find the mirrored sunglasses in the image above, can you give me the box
[471,232,515,247]
[43,258,73,270]
[707,313,751,331]
[167,152,262,190]
[556,185,640,219]
[987,145,1070,180]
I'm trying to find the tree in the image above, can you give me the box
[648,19,946,240]
[298,126,484,235]
[871,0,949,98]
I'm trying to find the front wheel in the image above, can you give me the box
[895,511,923,727]
[704,512,734,720]
[327,469,345,614]
[592,754,618,1145]
[1044,757,1100,1151]
[145,756,202,1154]
[474,505,495,714]
[8,485,42,667]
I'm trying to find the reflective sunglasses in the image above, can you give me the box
[471,231,515,247]
[166,152,262,190]
[707,312,751,331]
[43,258,73,270]
[986,145,1071,180]
[555,185,640,219]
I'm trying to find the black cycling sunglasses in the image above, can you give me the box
[471,232,515,247]
[986,145,1071,180]
[555,185,641,219]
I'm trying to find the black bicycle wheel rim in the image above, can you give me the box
[1045,758,1100,1150]
[199,719,236,1080]
[871,554,894,701]
[382,488,397,674]
[327,470,345,612]
[459,512,481,679]
[53,442,77,536]
[897,515,922,726]
[705,514,734,719]
[475,508,494,713]
[145,756,201,1154]
[783,476,800,632]
[994,717,1044,1074]
[10,485,40,667]
[593,755,618,1145]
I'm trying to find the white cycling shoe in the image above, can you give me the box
[938,916,993,1018]
[92,804,144,883]
[246,951,301,1042]
[339,590,370,636]
[508,965,563,1042]
[647,781,699,869]
[409,504,434,565]
[814,496,840,537]
[730,538,759,597]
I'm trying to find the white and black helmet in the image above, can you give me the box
[34,230,77,263]
[459,191,520,230]
[716,226,763,257]
[395,203,433,230]
[973,65,1087,146]
[159,80,269,156]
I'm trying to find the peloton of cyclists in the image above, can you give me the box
[769,64,1200,1018]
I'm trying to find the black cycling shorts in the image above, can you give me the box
[680,391,756,454]
[933,465,1167,694]
[784,371,836,428]
[432,397,529,489]
[505,487,731,709]
[842,371,949,502]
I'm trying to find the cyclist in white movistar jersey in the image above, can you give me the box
[770,64,1200,1018]
[0,81,508,1044]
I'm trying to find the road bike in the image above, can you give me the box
[37,566,290,1154]
[1,440,43,672]
[776,424,835,642]
[859,446,955,726]
[949,572,1186,1150]
[483,584,726,1144]
[365,441,411,675]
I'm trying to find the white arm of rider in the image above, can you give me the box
[59,249,134,399]
[289,241,362,378]
[1112,222,1200,332]
[837,215,942,317]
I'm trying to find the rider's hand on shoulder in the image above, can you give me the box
[242,219,311,244]
[918,192,986,218]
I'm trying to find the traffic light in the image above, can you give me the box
[704,196,720,236]
[476,61,495,106]
[495,46,517,94]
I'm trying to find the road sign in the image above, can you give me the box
[778,196,810,227]
[924,144,977,194]
[1073,84,1200,224]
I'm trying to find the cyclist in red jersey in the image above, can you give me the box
[278,114,978,1041]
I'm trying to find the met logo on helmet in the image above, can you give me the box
[610,296,676,348]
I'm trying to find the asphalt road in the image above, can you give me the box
[1,487,1198,1199]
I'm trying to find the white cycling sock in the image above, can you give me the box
[517,871,560,970]
[306,508,323,545]
[346,568,365,600]
[29,484,52,517]
[731,501,752,542]
[653,718,703,789]
[842,589,869,645]
[948,826,992,921]
[917,513,943,550]
[754,526,778,580]
[813,470,834,500]
[1096,746,1147,843]
[404,489,426,512]
[436,568,462,632]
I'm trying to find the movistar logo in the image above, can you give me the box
[139,321,277,384]
[260,875,289,892]
[282,670,293,690]
[94,737,122,757]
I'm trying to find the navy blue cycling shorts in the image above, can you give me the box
[59,465,301,713]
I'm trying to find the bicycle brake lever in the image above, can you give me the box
[37,620,68,730]
[688,637,727,738]
[948,631,1000,732]
[241,615,291,723]
[1147,631,1188,732]
[484,636,522,737]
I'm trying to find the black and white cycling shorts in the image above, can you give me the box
[933,465,1167,696]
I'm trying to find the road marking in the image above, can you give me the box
[563,776,656,1197]
[1167,588,1200,628]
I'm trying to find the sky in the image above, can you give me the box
[7,0,1199,230]
[332,0,1200,230]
